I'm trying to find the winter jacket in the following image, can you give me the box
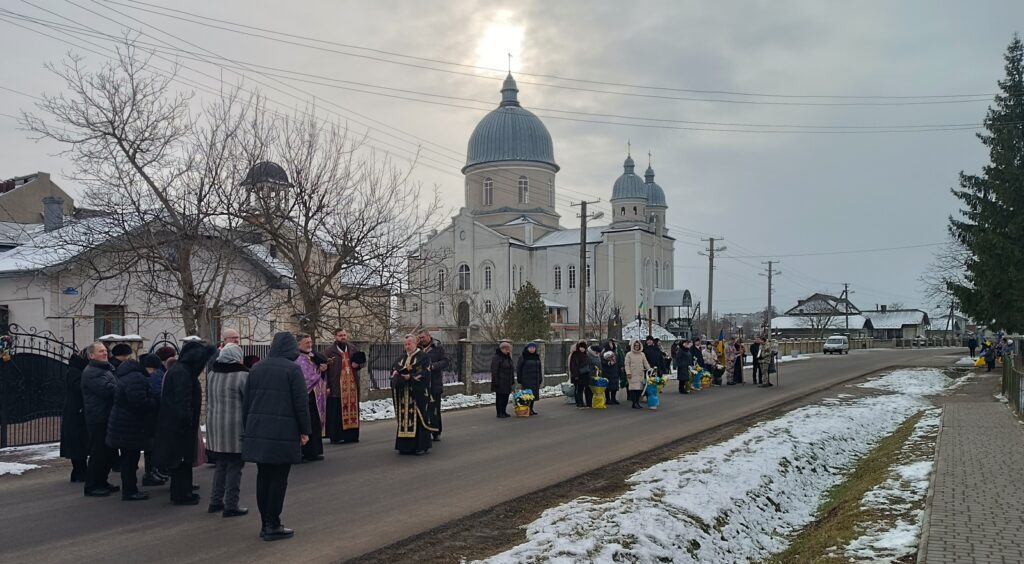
[490,349,515,394]
[643,345,664,375]
[516,346,544,393]
[420,338,449,396]
[106,360,157,450]
[625,348,651,391]
[241,332,311,465]
[206,345,249,454]
[154,342,217,469]
[600,348,622,390]
[568,349,591,384]
[676,347,694,378]
[60,355,90,460]
[81,360,116,427]
[148,367,165,404]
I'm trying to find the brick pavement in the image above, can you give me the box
[922,378,1024,564]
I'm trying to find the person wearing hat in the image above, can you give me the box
[601,338,623,405]
[490,341,515,418]
[109,343,133,370]
[139,353,168,487]
[516,342,543,415]
[106,353,159,501]
[206,343,250,517]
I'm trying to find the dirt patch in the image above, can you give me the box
[343,366,923,564]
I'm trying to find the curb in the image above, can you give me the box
[915,407,944,564]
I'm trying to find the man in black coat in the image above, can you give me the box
[60,352,90,483]
[750,336,764,385]
[417,330,449,441]
[154,341,218,505]
[241,332,310,541]
[106,359,158,500]
[676,340,694,394]
[81,342,120,497]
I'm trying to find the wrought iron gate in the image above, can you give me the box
[0,324,78,447]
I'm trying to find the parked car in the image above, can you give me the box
[823,335,850,355]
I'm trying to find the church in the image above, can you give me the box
[401,74,678,341]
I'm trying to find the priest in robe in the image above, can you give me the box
[295,334,326,462]
[391,335,435,455]
[325,329,365,444]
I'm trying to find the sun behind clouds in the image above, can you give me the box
[474,10,524,73]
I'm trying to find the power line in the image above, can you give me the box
[103,0,1007,104]
[726,242,945,258]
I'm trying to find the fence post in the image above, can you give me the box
[460,339,473,395]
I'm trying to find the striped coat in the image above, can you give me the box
[206,361,249,454]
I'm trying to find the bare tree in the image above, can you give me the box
[798,299,838,339]
[470,292,511,343]
[920,236,970,316]
[230,103,443,341]
[21,43,279,337]
[585,291,618,339]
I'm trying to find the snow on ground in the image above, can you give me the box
[842,408,941,562]
[0,442,60,476]
[743,354,811,366]
[955,356,979,366]
[477,368,951,564]
[361,385,564,422]
[0,462,40,476]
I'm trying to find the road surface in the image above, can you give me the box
[0,347,961,563]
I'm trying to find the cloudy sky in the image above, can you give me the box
[1,1,1020,316]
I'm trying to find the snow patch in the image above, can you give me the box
[954,356,978,366]
[361,385,563,422]
[477,369,947,564]
[0,462,40,476]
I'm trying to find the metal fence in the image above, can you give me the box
[0,324,77,447]
[1003,350,1024,418]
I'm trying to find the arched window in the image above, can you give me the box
[519,266,525,289]
[663,262,671,287]
[437,269,446,292]
[484,300,493,314]
[548,178,554,206]
[457,264,471,291]
[554,265,562,291]
[633,206,638,215]
[586,262,592,288]
[438,301,445,316]
[482,177,493,206]
[518,176,529,203]
[620,207,626,216]
[568,264,577,290]
[655,260,660,288]
[483,265,493,290]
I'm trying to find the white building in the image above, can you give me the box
[401,74,678,340]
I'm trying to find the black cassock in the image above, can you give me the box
[391,351,436,454]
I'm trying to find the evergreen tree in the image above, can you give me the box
[949,34,1024,332]
[504,281,551,341]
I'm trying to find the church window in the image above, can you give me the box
[519,266,525,289]
[620,207,625,216]
[568,264,577,290]
[518,176,529,203]
[633,206,638,215]
[438,301,445,316]
[484,265,493,290]
[485,300,493,314]
[554,265,562,291]
[483,178,493,206]
[458,264,471,291]
[655,260,660,288]
[437,269,446,292]
[663,262,670,287]
[548,178,554,206]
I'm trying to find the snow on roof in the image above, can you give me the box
[864,310,929,329]
[0,221,43,246]
[0,217,120,274]
[531,226,606,247]
[543,297,568,309]
[241,244,294,282]
[98,334,143,341]
[621,319,677,341]
[770,315,871,330]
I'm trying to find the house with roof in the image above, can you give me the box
[861,306,931,340]
[771,293,931,340]
[399,73,678,341]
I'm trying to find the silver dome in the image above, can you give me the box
[463,74,558,172]
[611,155,647,200]
[644,164,667,207]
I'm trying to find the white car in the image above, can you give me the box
[823,335,850,355]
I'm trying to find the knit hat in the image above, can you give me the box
[155,346,177,361]
[140,353,163,370]
[110,343,132,357]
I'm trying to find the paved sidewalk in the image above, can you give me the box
[922,388,1024,563]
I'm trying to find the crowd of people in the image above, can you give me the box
[972,333,1016,372]
[488,333,778,415]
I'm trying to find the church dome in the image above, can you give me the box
[644,164,667,207]
[463,74,558,172]
[611,155,647,200]
[242,161,291,187]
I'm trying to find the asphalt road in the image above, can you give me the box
[0,347,962,563]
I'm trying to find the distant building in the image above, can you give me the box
[772,295,930,340]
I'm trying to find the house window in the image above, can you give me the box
[483,178,493,206]
[411,301,419,312]
[437,269,446,292]
[485,300,493,314]
[518,176,529,203]
[568,264,577,290]
[554,266,562,291]
[458,264,471,291]
[0,304,9,334]
[94,304,125,339]
[586,263,592,288]
[483,265,492,290]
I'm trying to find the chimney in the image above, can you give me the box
[42,196,64,232]
[880,304,887,313]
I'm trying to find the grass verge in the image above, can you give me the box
[765,410,925,564]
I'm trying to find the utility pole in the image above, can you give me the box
[572,199,602,340]
[841,282,851,333]
[699,237,726,340]
[760,260,781,338]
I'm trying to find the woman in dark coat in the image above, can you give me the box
[154,341,217,505]
[490,341,515,418]
[600,341,622,405]
[516,342,543,415]
[568,341,592,409]
[241,332,310,541]
[60,352,90,483]
[106,359,158,500]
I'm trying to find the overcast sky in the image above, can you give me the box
[1,1,1020,316]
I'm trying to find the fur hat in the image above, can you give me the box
[110,343,132,357]
[155,346,177,361]
[140,353,164,370]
